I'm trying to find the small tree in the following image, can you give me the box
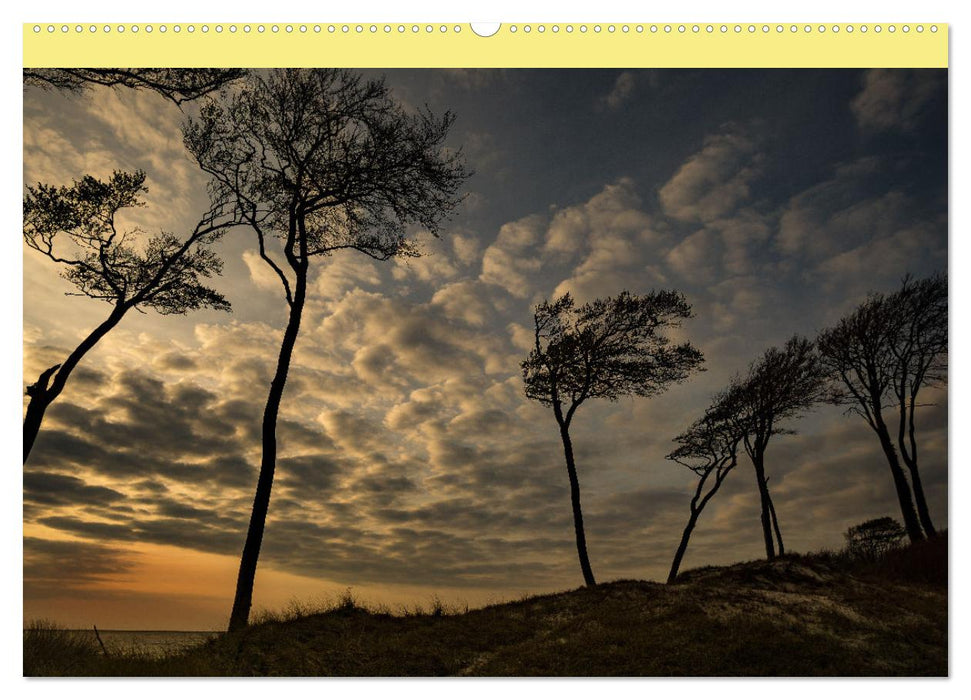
[23,170,238,463]
[844,517,906,560]
[184,69,469,632]
[24,68,246,106]
[666,395,743,583]
[817,275,946,543]
[522,290,704,586]
[727,336,826,559]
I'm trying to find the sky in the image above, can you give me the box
[21,68,947,630]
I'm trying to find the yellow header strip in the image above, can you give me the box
[24,23,948,69]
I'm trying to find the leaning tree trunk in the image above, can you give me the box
[905,460,937,537]
[23,304,127,464]
[555,413,596,587]
[751,453,776,559]
[767,490,785,556]
[668,467,730,584]
[874,418,924,543]
[898,397,937,537]
[228,268,307,633]
[23,374,57,464]
[668,509,701,584]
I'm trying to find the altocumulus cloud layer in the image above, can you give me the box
[23,69,947,623]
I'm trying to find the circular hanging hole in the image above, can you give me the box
[470,23,500,37]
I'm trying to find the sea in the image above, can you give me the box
[73,630,222,658]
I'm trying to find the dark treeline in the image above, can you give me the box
[666,273,946,580]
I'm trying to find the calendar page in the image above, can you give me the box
[22,21,948,678]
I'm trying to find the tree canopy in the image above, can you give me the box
[184,69,468,296]
[22,169,239,463]
[24,68,246,105]
[23,170,233,314]
[668,399,743,478]
[726,336,826,449]
[523,290,704,423]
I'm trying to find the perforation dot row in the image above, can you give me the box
[31,23,940,35]
[507,24,937,34]
[33,24,467,34]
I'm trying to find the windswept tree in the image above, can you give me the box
[818,273,947,543]
[887,274,946,537]
[183,68,469,632]
[23,170,238,463]
[522,291,704,587]
[727,336,826,559]
[24,68,246,106]
[666,395,743,583]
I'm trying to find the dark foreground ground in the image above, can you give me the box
[25,535,947,677]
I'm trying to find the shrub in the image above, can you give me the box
[844,517,907,560]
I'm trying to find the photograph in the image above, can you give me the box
[22,66,947,676]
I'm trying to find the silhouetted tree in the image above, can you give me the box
[522,291,704,586]
[183,69,469,632]
[24,68,246,106]
[23,170,238,463]
[888,274,946,537]
[666,394,742,584]
[844,516,906,560]
[726,336,826,559]
[817,275,947,543]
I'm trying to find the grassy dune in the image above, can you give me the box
[24,535,947,677]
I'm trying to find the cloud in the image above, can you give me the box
[392,235,461,284]
[546,178,664,302]
[24,472,126,508]
[777,158,889,258]
[850,69,943,133]
[658,129,762,223]
[242,250,283,291]
[665,229,721,282]
[602,71,636,110]
[431,280,504,327]
[479,215,546,298]
[437,69,506,91]
[774,156,946,299]
[24,537,138,599]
